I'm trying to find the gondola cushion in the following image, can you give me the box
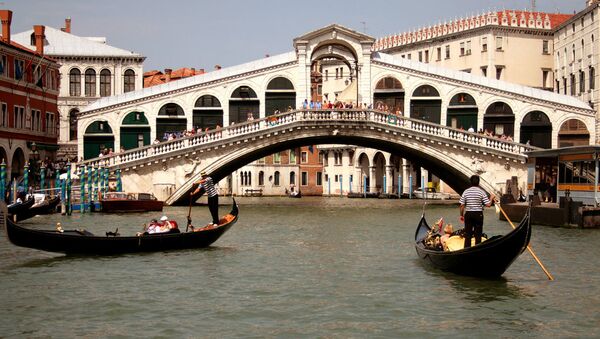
[445,236,487,252]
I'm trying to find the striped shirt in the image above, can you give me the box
[201,177,219,197]
[459,186,490,212]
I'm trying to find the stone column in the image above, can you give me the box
[420,167,429,189]
[369,165,377,193]
[386,165,394,194]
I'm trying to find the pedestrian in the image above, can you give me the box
[459,175,495,248]
[191,171,220,226]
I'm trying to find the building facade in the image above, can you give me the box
[11,18,145,160]
[0,10,60,182]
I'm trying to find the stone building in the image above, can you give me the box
[11,18,145,160]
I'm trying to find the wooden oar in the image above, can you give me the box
[497,200,554,281]
[186,194,193,232]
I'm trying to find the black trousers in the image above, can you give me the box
[464,211,484,248]
[208,195,219,225]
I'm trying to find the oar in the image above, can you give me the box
[496,199,554,281]
[186,193,193,232]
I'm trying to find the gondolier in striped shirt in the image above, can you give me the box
[192,171,220,226]
[459,175,495,248]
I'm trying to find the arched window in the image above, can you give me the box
[100,69,111,97]
[84,69,96,97]
[590,66,596,90]
[123,69,135,93]
[558,119,590,147]
[69,68,81,96]
[274,171,280,186]
[69,108,79,141]
[258,171,264,186]
[290,171,296,186]
[410,84,441,123]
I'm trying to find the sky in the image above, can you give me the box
[3,0,584,72]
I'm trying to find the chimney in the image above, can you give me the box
[64,17,71,33]
[33,25,45,55]
[0,10,12,44]
[164,68,172,82]
[214,64,221,70]
[199,68,205,74]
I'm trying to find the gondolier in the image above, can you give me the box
[192,171,220,226]
[459,175,495,248]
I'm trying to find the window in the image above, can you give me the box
[258,171,264,186]
[100,69,111,97]
[325,69,328,81]
[334,152,342,165]
[571,73,576,95]
[318,152,324,164]
[445,45,450,59]
[542,40,549,54]
[301,151,308,164]
[0,54,6,76]
[436,47,441,61]
[418,51,423,62]
[460,42,465,56]
[556,79,560,93]
[123,69,135,93]
[301,172,308,186]
[572,23,575,33]
[572,44,576,62]
[290,171,296,186]
[31,109,41,131]
[424,50,429,63]
[335,68,339,79]
[563,77,567,95]
[466,40,471,55]
[13,106,24,129]
[590,66,596,90]
[14,59,24,80]
[0,102,6,127]
[481,66,487,77]
[496,37,503,51]
[482,37,487,52]
[580,70,586,93]
[274,171,280,186]
[316,172,322,186]
[69,109,79,141]
[542,70,550,88]
[273,152,281,164]
[495,66,503,80]
[85,69,96,97]
[407,53,411,60]
[289,150,296,164]
[31,62,41,86]
[334,175,338,182]
[69,68,81,96]
[340,68,343,79]
[46,112,55,135]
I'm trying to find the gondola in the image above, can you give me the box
[5,199,239,255]
[289,191,302,198]
[7,197,35,215]
[414,207,531,278]
[16,196,61,222]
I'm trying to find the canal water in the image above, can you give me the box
[1,197,599,337]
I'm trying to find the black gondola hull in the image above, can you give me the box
[414,208,531,278]
[7,198,35,215]
[5,200,238,255]
[16,196,61,222]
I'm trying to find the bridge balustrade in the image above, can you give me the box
[77,109,536,170]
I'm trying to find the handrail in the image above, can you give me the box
[77,109,536,170]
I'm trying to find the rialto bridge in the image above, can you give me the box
[75,24,595,204]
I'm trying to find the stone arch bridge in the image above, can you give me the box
[79,109,535,205]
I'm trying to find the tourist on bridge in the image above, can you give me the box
[459,175,495,248]
[192,171,220,226]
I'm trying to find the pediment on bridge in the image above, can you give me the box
[293,24,375,47]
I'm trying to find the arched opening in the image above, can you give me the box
[156,103,186,140]
[100,69,112,97]
[10,148,25,181]
[290,171,296,187]
[69,108,79,141]
[520,111,552,148]
[311,43,358,106]
[265,77,296,115]
[410,85,441,124]
[373,152,386,193]
[274,171,280,186]
[229,86,259,124]
[373,77,404,113]
[83,120,114,160]
[84,68,96,97]
[193,95,223,131]
[123,69,135,93]
[258,171,265,186]
[558,119,590,147]
[358,153,370,192]
[69,68,81,96]
[120,111,150,150]
[447,93,477,130]
[484,102,514,137]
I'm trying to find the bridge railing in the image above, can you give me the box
[78,109,535,169]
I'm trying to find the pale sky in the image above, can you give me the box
[3,0,583,72]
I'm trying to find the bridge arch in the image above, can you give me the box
[265,76,296,115]
[119,111,150,150]
[83,120,114,159]
[156,102,186,141]
[193,94,223,131]
[558,118,590,147]
[410,84,442,124]
[373,75,405,114]
[229,85,259,124]
[447,92,478,130]
[519,111,552,148]
[484,101,514,137]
